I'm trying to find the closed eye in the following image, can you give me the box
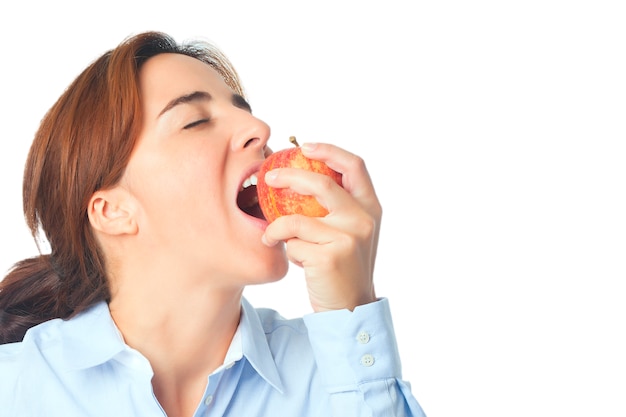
[183,118,210,129]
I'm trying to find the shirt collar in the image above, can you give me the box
[60,301,126,370]
[58,298,285,392]
[237,297,285,393]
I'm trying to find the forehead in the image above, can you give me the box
[138,53,231,115]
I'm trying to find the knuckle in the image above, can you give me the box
[354,212,377,240]
[346,153,366,173]
[287,214,304,234]
[317,174,336,193]
[373,201,383,219]
[363,223,375,241]
[336,231,359,254]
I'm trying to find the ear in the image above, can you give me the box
[87,188,138,236]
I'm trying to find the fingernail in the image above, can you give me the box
[264,170,278,182]
[300,142,318,153]
[262,234,276,247]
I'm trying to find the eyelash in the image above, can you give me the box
[183,118,210,129]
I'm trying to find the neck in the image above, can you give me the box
[109,282,242,367]
[108,268,243,417]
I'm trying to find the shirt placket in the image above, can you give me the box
[193,357,245,416]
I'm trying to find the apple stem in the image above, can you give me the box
[289,136,300,147]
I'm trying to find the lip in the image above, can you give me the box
[237,160,263,194]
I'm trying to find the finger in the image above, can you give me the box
[262,213,334,247]
[299,142,379,207]
[284,230,376,312]
[262,167,356,216]
[298,143,382,270]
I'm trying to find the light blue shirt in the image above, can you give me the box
[0,298,426,417]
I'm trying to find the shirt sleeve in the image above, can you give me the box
[302,298,427,417]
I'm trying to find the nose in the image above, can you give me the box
[231,111,271,153]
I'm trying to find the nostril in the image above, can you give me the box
[244,137,259,148]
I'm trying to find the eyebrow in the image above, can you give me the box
[232,93,252,113]
[158,91,252,118]
[158,91,212,118]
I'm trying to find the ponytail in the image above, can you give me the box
[0,255,67,344]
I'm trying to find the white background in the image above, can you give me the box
[1,1,625,416]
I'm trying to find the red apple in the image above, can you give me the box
[257,137,343,223]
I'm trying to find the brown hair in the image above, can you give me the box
[0,31,244,344]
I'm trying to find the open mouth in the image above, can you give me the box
[237,173,266,220]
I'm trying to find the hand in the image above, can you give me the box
[261,142,381,312]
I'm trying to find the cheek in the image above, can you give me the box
[147,166,216,215]
[126,153,212,215]
[124,138,227,232]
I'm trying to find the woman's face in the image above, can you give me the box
[119,52,287,288]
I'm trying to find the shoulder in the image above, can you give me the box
[0,342,20,413]
[0,319,63,410]
[245,298,395,342]
[255,306,308,335]
[0,316,64,373]
[241,299,313,362]
[0,340,24,370]
[242,297,307,335]
[0,301,119,380]
[0,315,64,354]
[0,303,126,414]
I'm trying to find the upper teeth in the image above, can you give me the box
[242,173,258,189]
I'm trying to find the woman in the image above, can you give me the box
[0,31,426,417]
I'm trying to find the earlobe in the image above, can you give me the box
[88,189,138,236]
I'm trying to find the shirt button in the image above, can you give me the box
[356,331,370,344]
[205,395,214,406]
[360,354,375,367]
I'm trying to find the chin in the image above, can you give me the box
[263,247,290,282]
[240,243,288,285]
